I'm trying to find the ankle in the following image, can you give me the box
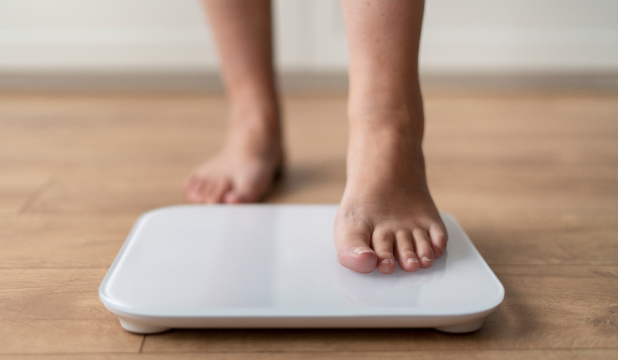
[227,93,280,138]
[348,106,424,142]
[347,87,424,136]
[225,103,283,159]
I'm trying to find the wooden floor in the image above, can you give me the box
[1,92,617,359]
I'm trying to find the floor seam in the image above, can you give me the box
[139,336,146,353]
[135,348,618,354]
[18,176,55,215]
[3,348,618,356]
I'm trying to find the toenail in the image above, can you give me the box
[380,259,393,265]
[422,256,433,262]
[407,258,419,264]
[353,247,373,255]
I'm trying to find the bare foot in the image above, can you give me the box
[334,103,448,274]
[184,109,282,204]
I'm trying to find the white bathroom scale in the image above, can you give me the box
[99,205,504,334]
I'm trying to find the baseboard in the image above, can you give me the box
[1,71,617,94]
[420,72,618,93]
[0,71,224,93]
[0,71,350,94]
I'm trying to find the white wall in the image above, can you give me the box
[0,0,617,74]
[421,0,618,73]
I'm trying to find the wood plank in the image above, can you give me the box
[23,161,618,214]
[0,236,123,269]
[23,169,189,216]
[1,208,615,269]
[0,173,51,215]
[0,215,135,242]
[0,320,141,355]
[141,265,618,353]
[0,93,616,358]
[0,269,142,354]
[0,95,228,173]
[1,263,615,354]
[1,349,617,360]
[0,269,112,321]
[21,159,346,215]
[423,94,618,213]
[0,215,135,268]
[5,94,613,215]
[430,164,618,212]
[453,209,618,266]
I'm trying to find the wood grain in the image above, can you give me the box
[0,350,617,360]
[0,93,616,357]
[140,265,618,353]
[0,173,51,215]
[453,209,618,265]
[0,269,142,353]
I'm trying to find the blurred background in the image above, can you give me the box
[1,0,617,92]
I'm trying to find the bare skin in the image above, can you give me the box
[187,0,448,273]
[334,0,447,274]
[184,0,282,204]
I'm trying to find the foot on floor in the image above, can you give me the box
[184,110,283,204]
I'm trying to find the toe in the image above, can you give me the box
[204,180,231,204]
[223,177,263,204]
[184,176,203,203]
[199,180,217,203]
[223,191,241,204]
[223,189,258,204]
[214,180,232,203]
[191,178,211,203]
[222,186,254,204]
[372,229,396,274]
[395,229,420,272]
[334,214,377,273]
[429,222,448,259]
[412,228,434,269]
[183,176,196,194]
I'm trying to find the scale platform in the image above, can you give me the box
[99,205,504,334]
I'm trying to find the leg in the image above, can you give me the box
[335,0,448,274]
[184,0,282,204]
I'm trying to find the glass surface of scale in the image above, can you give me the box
[100,205,504,334]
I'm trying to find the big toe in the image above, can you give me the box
[334,216,377,273]
[338,246,378,274]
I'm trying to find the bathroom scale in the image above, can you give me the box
[99,205,504,334]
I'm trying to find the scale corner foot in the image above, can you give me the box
[119,318,171,334]
[434,319,484,333]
